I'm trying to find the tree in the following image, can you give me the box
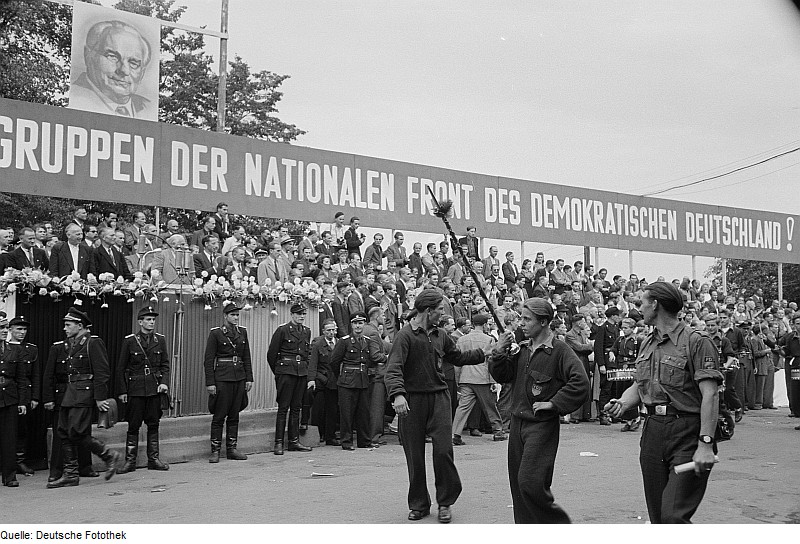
[706,259,800,305]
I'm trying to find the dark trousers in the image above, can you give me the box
[786,363,800,416]
[311,388,339,442]
[49,407,92,478]
[398,390,461,512]
[507,416,570,524]
[368,375,387,442]
[598,372,613,412]
[338,386,370,447]
[210,380,245,441]
[16,409,29,463]
[741,355,756,408]
[301,387,314,426]
[761,363,775,408]
[639,414,711,523]
[497,383,512,432]
[733,364,746,410]
[444,378,458,417]
[0,405,18,484]
[126,395,162,434]
[723,369,742,411]
[57,406,111,464]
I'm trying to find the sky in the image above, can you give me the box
[96,0,800,282]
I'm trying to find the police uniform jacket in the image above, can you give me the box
[308,335,338,390]
[2,340,38,406]
[117,331,170,397]
[331,334,375,389]
[489,334,590,422]
[42,332,112,408]
[0,340,32,408]
[267,321,311,376]
[203,326,253,386]
[634,322,723,413]
[594,321,619,368]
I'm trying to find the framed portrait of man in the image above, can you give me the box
[68,2,160,121]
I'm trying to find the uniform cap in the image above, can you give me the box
[222,302,242,315]
[290,303,307,315]
[64,307,91,326]
[8,316,29,328]
[137,306,159,319]
[523,298,554,320]
[605,307,620,318]
[350,311,368,323]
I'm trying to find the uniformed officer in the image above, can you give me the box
[330,311,377,450]
[117,307,170,473]
[266,303,313,455]
[204,303,253,463]
[605,282,723,524]
[4,316,38,477]
[490,298,590,524]
[0,315,30,487]
[611,317,641,431]
[595,307,622,425]
[45,307,121,489]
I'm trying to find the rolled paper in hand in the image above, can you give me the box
[674,455,719,474]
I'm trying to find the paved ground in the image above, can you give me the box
[5,408,800,524]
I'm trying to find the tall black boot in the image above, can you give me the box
[225,422,247,460]
[118,433,139,474]
[146,429,169,470]
[274,410,287,455]
[87,437,120,481]
[16,452,33,476]
[209,426,222,463]
[287,408,312,452]
[46,444,79,488]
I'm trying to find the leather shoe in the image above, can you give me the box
[599,416,611,426]
[17,463,34,476]
[341,444,355,451]
[79,469,100,478]
[492,432,507,441]
[469,429,482,437]
[325,439,342,446]
[408,509,429,521]
[4,479,19,487]
[438,506,452,523]
[452,434,465,446]
[795,425,800,431]
[287,441,312,452]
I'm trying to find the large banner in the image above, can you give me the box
[68,2,160,121]
[1,97,797,264]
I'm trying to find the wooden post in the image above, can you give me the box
[692,255,696,279]
[778,263,783,302]
[722,259,727,294]
[216,0,229,133]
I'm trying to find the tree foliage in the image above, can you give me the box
[0,0,307,234]
[706,258,800,304]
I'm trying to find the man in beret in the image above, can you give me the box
[117,307,170,473]
[46,308,121,488]
[267,303,313,455]
[451,313,505,445]
[385,289,495,523]
[204,304,253,463]
[594,306,623,425]
[4,316,38,479]
[604,282,723,523]
[491,298,590,523]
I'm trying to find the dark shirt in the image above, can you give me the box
[203,326,253,385]
[384,321,486,400]
[0,340,34,407]
[489,334,589,421]
[331,334,372,389]
[117,331,170,397]
[266,321,311,376]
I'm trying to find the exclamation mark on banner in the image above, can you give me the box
[787,217,795,252]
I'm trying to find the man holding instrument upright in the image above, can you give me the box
[604,282,723,524]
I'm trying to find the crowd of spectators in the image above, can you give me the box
[2,204,799,433]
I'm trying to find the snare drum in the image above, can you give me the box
[607,368,636,381]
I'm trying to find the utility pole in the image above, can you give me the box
[216,0,230,133]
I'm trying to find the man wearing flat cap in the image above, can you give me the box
[604,282,723,523]
[595,306,623,426]
[0,315,33,487]
[267,303,313,455]
[45,308,121,488]
[117,307,170,473]
[331,311,385,451]
[204,303,253,463]
[4,316,39,480]
[491,298,590,523]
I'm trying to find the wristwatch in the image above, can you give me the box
[699,434,715,445]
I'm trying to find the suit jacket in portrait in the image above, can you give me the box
[49,241,95,279]
[8,246,49,272]
[94,244,133,281]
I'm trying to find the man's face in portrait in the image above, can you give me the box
[85,25,149,104]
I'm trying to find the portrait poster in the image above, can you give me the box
[68,2,160,122]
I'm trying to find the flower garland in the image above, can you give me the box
[0,268,324,311]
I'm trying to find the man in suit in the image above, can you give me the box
[123,211,148,256]
[150,235,190,285]
[8,227,49,272]
[385,232,408,267]
[212,202,230,242]
[332,281,352,338]
[193,235,221,280]
[256,242,285,285]
[314,231,337,263]
[457,227,479,261]
[481,246,501,278]
[190,215,217,250]
[408,242,424,277]
[49,224,95,279]
[502,251,519,291]
[308,318,340,445]
[94,227,133,281]
[343,217,365,259]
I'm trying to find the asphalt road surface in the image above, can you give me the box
[5,408,799,524]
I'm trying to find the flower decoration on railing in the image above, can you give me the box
[0,268,166,306]
[192,272,323,311]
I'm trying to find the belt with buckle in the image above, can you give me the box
[68,373,93,382]
[342,363,365,370]
[646,405,698,417]
[280,355,303,362]
[216,356,239,363]
[0,376,14,386]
